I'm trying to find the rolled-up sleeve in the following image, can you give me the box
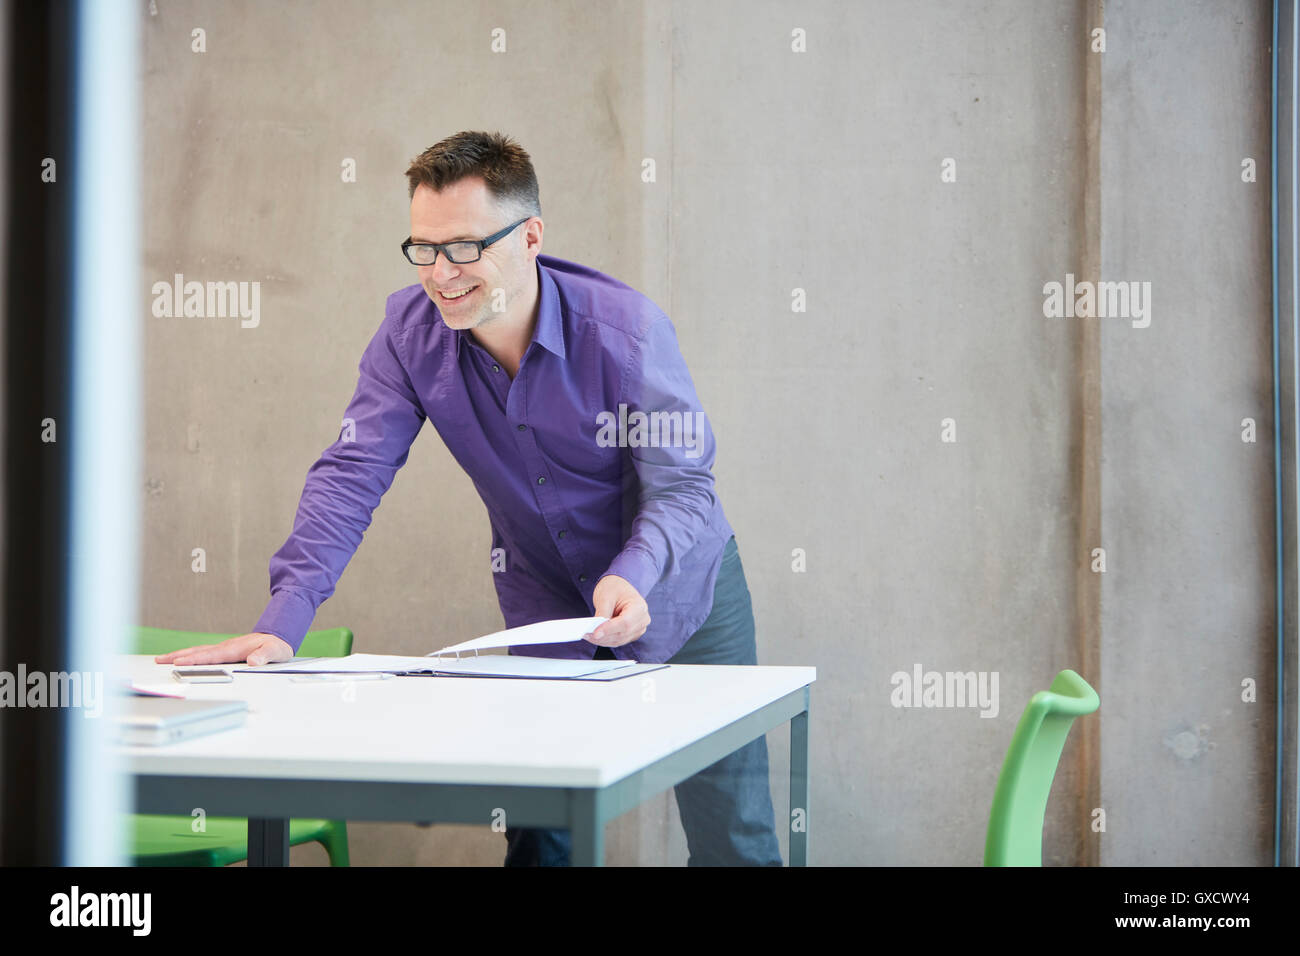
[252,314,427,652]
[601,315,720,599]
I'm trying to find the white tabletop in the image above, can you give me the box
[116,656,816,788]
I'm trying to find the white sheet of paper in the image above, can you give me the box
[424,655,632,678]
[233,617,613,676]
[430,616,608,656]
[234,652,632,679]
[238,654,439,674]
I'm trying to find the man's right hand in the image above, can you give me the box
[154,632,294,667]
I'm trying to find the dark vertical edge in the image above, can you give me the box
[1273,0,1300,869]
[0,0,75,865]
[0,0,10,864]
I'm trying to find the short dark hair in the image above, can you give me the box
[404,131,541,220]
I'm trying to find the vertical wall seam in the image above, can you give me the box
[1077,0,1104,868]
[1286,0,1300,868]
[1270,0,1282,869]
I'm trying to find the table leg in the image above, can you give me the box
[569,790,605,867]
[790,706,809,866]
[248,817,289,866]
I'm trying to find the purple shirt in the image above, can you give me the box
[253,253,733,664]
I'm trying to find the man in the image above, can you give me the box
[158,130,782,866]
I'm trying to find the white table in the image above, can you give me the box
[117,655,816,866]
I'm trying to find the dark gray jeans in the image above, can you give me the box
[504,534,784,866]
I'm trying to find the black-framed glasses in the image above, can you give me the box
[401,217,530,266]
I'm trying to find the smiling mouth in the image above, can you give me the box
[437,284,478,302]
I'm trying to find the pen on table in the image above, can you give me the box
[290,673,395,682]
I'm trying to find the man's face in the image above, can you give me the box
[408,177,534,331]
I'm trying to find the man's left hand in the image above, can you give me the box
[587,574,651,647]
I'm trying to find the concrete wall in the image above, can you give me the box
[139,0,1275,865]
[1099,1,1275,864]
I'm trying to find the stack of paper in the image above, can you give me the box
[231,617,665,681]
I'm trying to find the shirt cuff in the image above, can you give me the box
[252,589,317,655]
[601,548,660,600]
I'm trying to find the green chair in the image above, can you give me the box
[983,668,1099,866]
[129,626,353,867]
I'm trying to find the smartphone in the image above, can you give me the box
[171,667,234,683]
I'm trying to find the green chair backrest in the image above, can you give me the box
[133,626,353,659]
[984,668,1099,866]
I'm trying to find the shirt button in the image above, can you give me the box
[517,424,526,431]
[492,364,500,372]
[579,574,587,583]
[558,530,566,539]
[537,476,546,485]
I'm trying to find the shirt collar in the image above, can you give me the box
[452,258,565,361]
